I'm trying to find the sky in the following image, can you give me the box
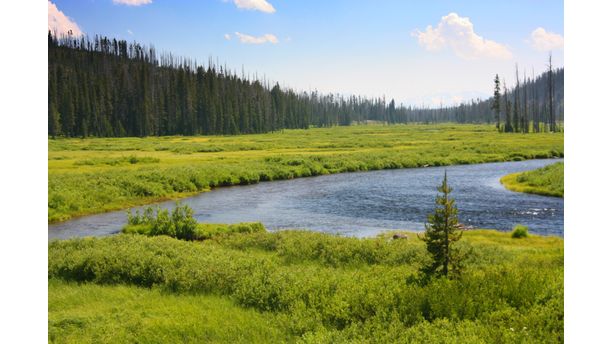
[48,0,564,107]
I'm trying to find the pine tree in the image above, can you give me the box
[48,102,62,138]
[492,74,501,130]
[419,172,464,278]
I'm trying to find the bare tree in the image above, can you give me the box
[548,52,555,132]
[523,70,529,133]
[532,67,539,133]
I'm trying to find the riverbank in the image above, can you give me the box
[49,124,564,223]
[49,159,564,240]
[49,229,563,343]
[500,162,564,197]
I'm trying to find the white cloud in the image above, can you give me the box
[224,33,232,40]
[528,27,564,51]
[48,1,82,36]
[235,32,278,44]
[451,95,464,104]
[232,0,275,14]
[112,0,152,6]
[412,12,512,60]
[127,29,134,35]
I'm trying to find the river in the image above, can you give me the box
[49,158,563,240]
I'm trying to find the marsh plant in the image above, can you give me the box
[511,224,529,238]
[126,203,197,240]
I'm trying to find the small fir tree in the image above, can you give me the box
[492,74,501,130]
[419,171,464,277]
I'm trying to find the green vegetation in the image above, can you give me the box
[125,203,198,240]
[512,225,530,239]
[48,33,564,138]
[420,172,464,278]
[123,205,265,241]
[49,124,563,222]
[500,162,564,197]
[49,280,291,343]
[49,229,563,343]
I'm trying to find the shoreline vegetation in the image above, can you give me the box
[48,228,563,343]
[49,124,563,223]
[500,162,564,197]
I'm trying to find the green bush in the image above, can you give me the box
[193,222,266,240]
[48,230,564,342]
[125,203,197,240]
[511,225,529,238]
[124,206,265,241]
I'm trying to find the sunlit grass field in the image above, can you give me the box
[49,229,563,343]
[49,280,291,344]
[49,124,564,223]
[500,162,564,197]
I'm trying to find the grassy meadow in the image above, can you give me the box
[49,229,563,343]
[49,124,564,222]
[501,162,564,197]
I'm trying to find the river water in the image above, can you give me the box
[49,159,563,240]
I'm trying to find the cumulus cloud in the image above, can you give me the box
[232,0,275,13]
[112,0,152,6]
[48,1,82,36]
[528,27,564,51]
[224,33,232,40]
[412,13,512,60]
[235,32,278,44]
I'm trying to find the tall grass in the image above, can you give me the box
[123,205,265,241]
[49,230,563,343]
[49,124,563,222]
[500,162,564,197]
[49,280,293,343]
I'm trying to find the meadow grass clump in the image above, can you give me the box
[501,162,563,197]
[48,280,293,343]
[511,225,529,238]
[124,204,265,241]
[124,203,197,240]
[73,155,160,166]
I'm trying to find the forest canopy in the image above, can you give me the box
[48,33,564,137]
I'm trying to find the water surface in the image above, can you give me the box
[49,159,563,240]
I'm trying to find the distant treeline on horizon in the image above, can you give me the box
[48,33,564,137]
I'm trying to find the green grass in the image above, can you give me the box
[123,221,266,240]
[49,280,293,343]
[500,162,564,197]
[49,124,563,222]
[49,229,564,343]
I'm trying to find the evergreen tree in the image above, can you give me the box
[48,102,62,138]
[419,172,464,278]
[47,32,564,137]
[492,74,501,130]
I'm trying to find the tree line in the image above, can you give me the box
[48,33,564,137]
[491,55,564,133]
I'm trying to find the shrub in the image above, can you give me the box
[511,225,529,238]
[125,205,265,241]
[125,203,196,240]
[171,204,198,240]
[48,231,564,343]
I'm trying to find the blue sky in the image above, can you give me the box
[49,0,564,106]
